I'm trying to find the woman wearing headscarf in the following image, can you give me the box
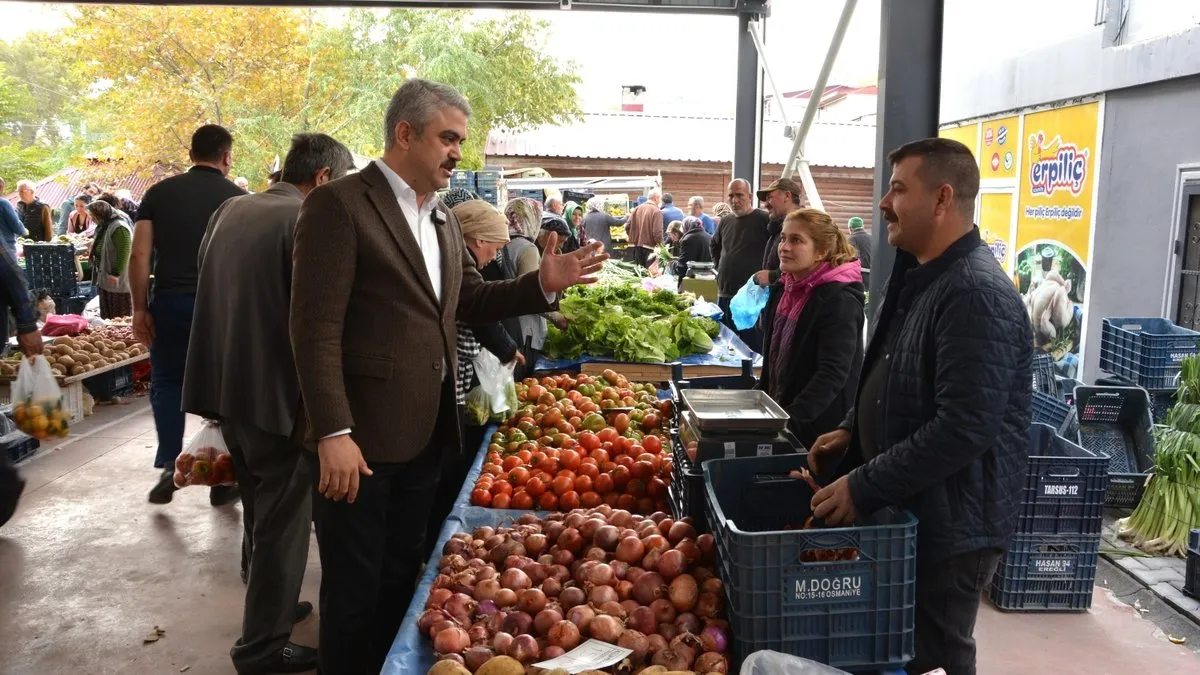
[581,196,627,254]
[757,208,865,451]
[564,201,586,247]
[670,216,714,283]
[425,198,522,558]
[85,200,134,319]
[494,198,564,378]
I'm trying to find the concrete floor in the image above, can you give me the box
[0,400,1196,675]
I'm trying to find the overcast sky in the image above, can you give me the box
[0,1,882,118]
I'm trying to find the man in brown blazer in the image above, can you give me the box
[185,134,356,675]
[290,78,607,674]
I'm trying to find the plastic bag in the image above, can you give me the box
[464,386,491,426]
[11,355,70,439]
[473,349,517,416]
[730,277,770,330]
[173,419,235,488]
[690,296,724,321]
[739,650,854,675]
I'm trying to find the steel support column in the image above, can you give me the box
[733,11,764,190]
[869,0,944,322]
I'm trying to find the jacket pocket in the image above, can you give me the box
[343,352,394,380]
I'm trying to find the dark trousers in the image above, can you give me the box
[717,294,763,354]
[309,426,448,674]
[149,292,195,468]
[632,246,651,267]
[222,420,312,674]
[0,448,24,528]
[424,411,486,559]
[906,548,1003,675]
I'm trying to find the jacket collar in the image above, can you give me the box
[891,226,984,298]
[359,161,447,311]
[265,181,304,201]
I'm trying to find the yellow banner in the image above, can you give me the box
[979,193,1013,270]
[938,124,977,155]
[979,116,1019,180]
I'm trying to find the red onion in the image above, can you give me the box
[441,553,467,570]
[474,579,502,603]
[594,525,622,551]
[433,626,470,655]
[549,564,571,583]
[566,604,595,633]
[652,648,691,671]
[483,534,505,549]
[701,624,729,654]
[564,512,586,529]
[636,521,659,538]
[467,557,487,570]
[670,632,701,666]
[557,528,585,554]
[559,586,586,608]
[647,633,668,654]
[507,634,540,663]
[426,588,453,609]
[668,521,698,545]
[587,562,616,587]
[502,611,533,636]
[576,560,599,585]
[538,553,554,567]
[588,583,618,606]
[657,549,686,581]
[544,521,566,543]
[418,608,446,634]
[626,567,647,584]
[473,526,495,540]
[675,539,700,565]
[609,560,630,581]
[650,598,678,623]
[695,592,722,619]
[463,645,494,671]
[615,537,646,564]
[628,605,656,634]
[476,566,497,582]
[548,619,582,650]
[669,574,699,612]
[518,513,539,525]
[594,503,613,518]
[579,518,605,541]
[517,588,547,615]
[584,547,608,562]
[675,612,701,634]
[616,579,634,601]
[633,571,667,605]
[702,577,724,595]
[524,533,548,556]
[589,614,623,642]
[476,599,499,618]
[438,653,465,666]
[485,611,506,635]
[643,534,670,553]
[609,509,634,529]
[443,593,476,624]
[534,608,563,636]
[618,629,650,662]
[494,588,518,608]
[542,577,563,598]
[551,548,574,567]
[694,566,715,584]
[543,645,566,660]
[443,538,469,556]
[657,518,675,537]
[596,600,627,619]
[492,631,513,654]
[696,651,729,673]
[501,568,532,591]
[523,562,548,585]
[642,548,663,572]
[650,511,668,523]
[467,624,489,645]
[489,540,526,566]
[658,622,680,641]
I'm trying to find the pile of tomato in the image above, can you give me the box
[470,369,675,515]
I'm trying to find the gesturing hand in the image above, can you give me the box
[538,234,609,293]
[317,434,374,503]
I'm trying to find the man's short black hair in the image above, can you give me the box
[888,137,980,218]
[662,193,674,204]
[191,124,234,163]
[280,133,355,185]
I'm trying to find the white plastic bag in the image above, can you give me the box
[473,349,517,415]
[740,650,854,675]
[174,419,235,488]
[12,355,69,439]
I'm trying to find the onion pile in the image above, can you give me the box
[421,507,728,674]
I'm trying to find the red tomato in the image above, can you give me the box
[536,471,554,485]
[490,480,513,496]
[647,477,667,499]
[559,491,581,510]
[470,488,492,507]
[630,461,654,483]
[600,462,617,473]
[637,453,661,472]
[551,475,574,496]
[597,428,618,445]
[643,413,660,430]
[591,449,610,466]
[537,455,559,474]
[502,455,522,472]
[660,458,673,478]
[637,497,656,514]
[617,493,637,511]
[604,492,622,507]
[517,450,533,464]
[486,452,502,465]
[559,449,582,472]
[580,491,602,508]
[580,456,598,468]
[574,474,594,494]
[578,463,600,480]
[483,463,503,477]
[526,477,546,497]
[512,490,534,511]
[509,466,531,486]
[595,473,615,495]
[492,493,512,509]
[626,479,646,498]
[611,464,632,489]
[556,469,575,479]
[613,413,630,433]
[539,491,559,510]
[616,455,634,469]
[642,435,663,455]
[616,437,634,456]
[578,432,601,452]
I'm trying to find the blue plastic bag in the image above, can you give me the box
[730,278,770,330]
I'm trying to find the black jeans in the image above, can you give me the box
[308,434,447,675]
[906,548,1003,675]
[222,420,313,674]
[424,409,485,559]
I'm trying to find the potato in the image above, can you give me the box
[102,349,114,359]
[475,656,526,675]
[70,365,84,376]
[426,660,472,675]
[113,341,127,350]
[58,356,76,368]
[45,355,57,366]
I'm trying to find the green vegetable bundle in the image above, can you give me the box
[1118,356,1200,557]
[543,284,720,363]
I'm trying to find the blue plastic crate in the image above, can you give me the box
[1187,529,1200,599]
[1032,352,1059,397]
[989,532,1100,611]
[1,430,38,464]
[703,454,916,672]
[509,188,545,203]
[1074,386,1155,508]
[1099,317,1200,390]
[83,365,134,401]
[474,170,501,187]
[1017,424,1108,536]
[448,169,474,190]
[1032,390,1075,436]
[24,243,78,297]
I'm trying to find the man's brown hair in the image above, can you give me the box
[888,137,980,219]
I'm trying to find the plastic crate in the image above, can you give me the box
[1186,529,1200,599]
[703,453,917,671]
[669,436,707,533]
[1031,390,1076,437]
[988,533,1100,611]
[449,169,474,190]
[1057,377,1082,406]
[1032,352,1059,397]
[668,360,758,428]
[1073,386,1155,508]
[678,411,804,463]
[474,170,502,188]
[24,243,78,297]
[1017,424,1108,535]
[1099,317,1200,390]
[1,430,38,464]
[509,189,545,203]
[82,365,133,401]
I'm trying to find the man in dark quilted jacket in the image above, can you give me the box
[806,137,1032,675]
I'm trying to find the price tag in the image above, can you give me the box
[757,443,773,456]
[532,639,633,674]
[724,441,737,458]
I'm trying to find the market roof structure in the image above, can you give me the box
[3,163,176,209]
[485,113,876,168]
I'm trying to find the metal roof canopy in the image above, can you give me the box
[505,175,661,195]
[64,0,769,14]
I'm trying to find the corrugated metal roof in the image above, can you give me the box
[4,163,177,209]
[485,114,877,169]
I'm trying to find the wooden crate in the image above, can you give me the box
[0,379,86,425]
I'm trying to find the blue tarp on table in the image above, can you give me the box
[534,323,762,371]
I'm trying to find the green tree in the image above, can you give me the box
[0,33,88,181]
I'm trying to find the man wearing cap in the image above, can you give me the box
[752,177,804,287]
[847,216,872,286]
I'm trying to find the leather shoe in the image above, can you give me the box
[148,469,178,504]
[210,484,240,507]
[237,642,317,675]
[294,601,313,623]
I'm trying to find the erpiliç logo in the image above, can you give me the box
[1028,131,1088,197]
